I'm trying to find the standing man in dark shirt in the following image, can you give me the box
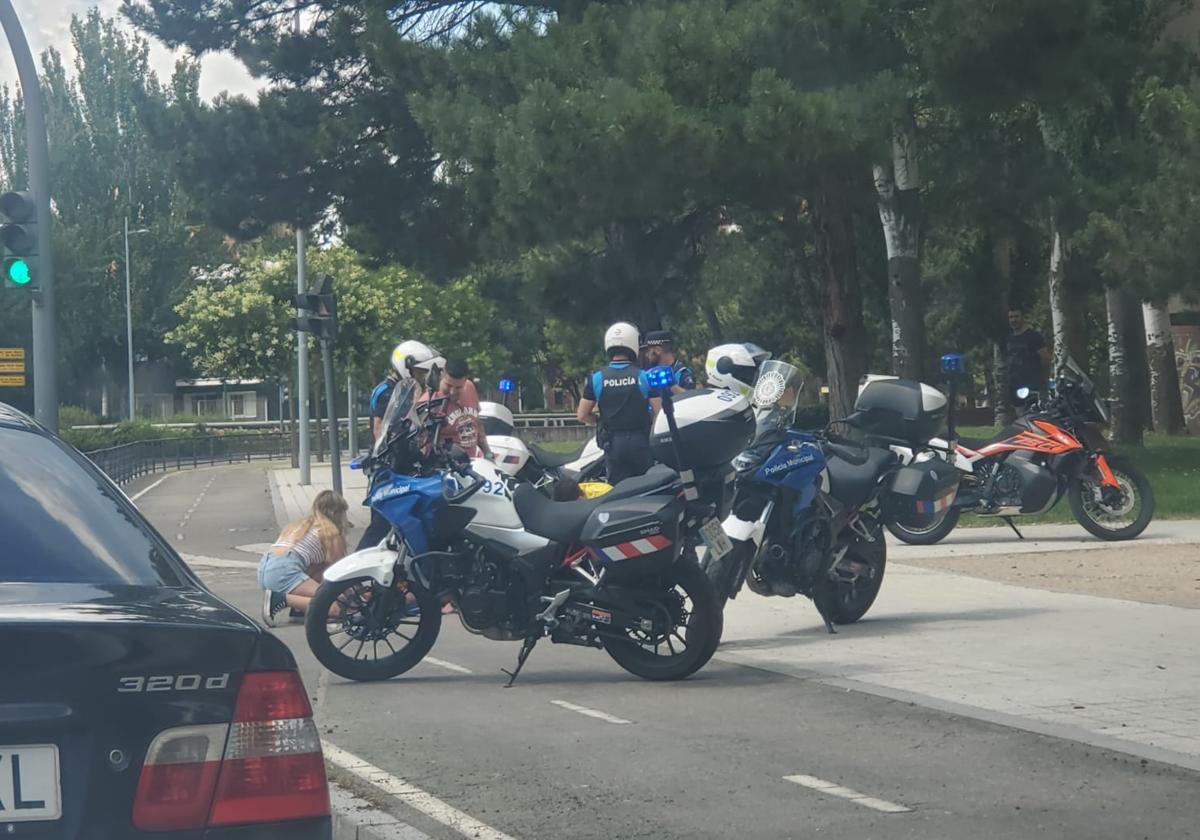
[642,330,696,394]
[1004,308,1052,413]
[576,322,662,484]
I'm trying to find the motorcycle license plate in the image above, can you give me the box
[699,518,732,560]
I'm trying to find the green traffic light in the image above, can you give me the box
[7,258,31,286]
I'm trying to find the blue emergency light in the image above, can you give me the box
[940,353,965,375]
[498,377,515,393]
[645,365,675,391]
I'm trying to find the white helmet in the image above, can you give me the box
[479,401,515,436]
[705,343,771,397]
[603,322,640,359]
[390,340,445,380]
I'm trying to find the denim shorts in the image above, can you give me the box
[258,550,309,595]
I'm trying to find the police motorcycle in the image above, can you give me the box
[306,378,724,684]
[699,359,959,632]
[481,401,607,487]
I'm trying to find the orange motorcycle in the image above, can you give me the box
[885,357,1155,545]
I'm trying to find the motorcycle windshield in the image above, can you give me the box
[750,360,805,438]
[1061,355,1109,423]
[373,379,421,458]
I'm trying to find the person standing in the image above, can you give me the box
[643,330,696,394]
[576,322,661,485]
[424,357,492,458]
[1004,308,1051,413]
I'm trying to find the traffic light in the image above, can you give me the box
[1,191,37,291]
[294,274,337,340]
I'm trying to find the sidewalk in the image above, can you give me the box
[887,519,1200,560]
[269,465,371,530]
[719,560,1200,771]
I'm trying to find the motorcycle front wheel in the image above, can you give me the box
[885,507,961,545]
[1068,455,1155,541]
[305,576,442,681]
[604,557,722,681]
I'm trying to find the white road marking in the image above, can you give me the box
[322,741,518,840]
[180,553,259,570]
[784,774,912,814]
[423,657,474,675]
[130,475,169,502]
[549,699,632,725]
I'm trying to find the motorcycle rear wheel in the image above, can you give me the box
[1068,455,1154,541]
[885,507,961,546]
[825,524,888,625]
[604,558,722,680]
[306,576,442,681]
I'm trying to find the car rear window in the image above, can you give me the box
[0,428,183,585]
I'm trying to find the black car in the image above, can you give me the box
[0,403,331,839]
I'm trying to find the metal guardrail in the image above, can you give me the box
[71,413,583,433]
[85,433,294,485]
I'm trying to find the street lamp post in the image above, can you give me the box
[122,218,150,420]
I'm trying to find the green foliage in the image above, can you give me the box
[168,245,503,387]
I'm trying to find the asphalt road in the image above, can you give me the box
[130,465,1200,840]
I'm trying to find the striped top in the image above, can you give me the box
[272,526,328,569]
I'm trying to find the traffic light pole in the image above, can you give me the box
[0,0,56,431]
[296,228,311,485]
[321,339,342,497]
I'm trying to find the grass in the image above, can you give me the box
[535,429,1200,522]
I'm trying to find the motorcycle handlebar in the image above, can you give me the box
[443,464,489,505]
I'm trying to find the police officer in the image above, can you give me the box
[576,322,661,485]
[643,329,696,394]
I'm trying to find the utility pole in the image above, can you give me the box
[294,274,340,496]
[124,217,135,420]
[296,228,311,484]
[0,1,56,431]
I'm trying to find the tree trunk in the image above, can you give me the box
[874,107,926,381]
[812,175,867,421]
[701,302,724,345]
[1142,300,1187,435]
[1047,216,1087,368]
[992,234,1015,426]
[1105,287,1142,446]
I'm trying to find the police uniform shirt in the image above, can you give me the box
[370,375,399,420]
[584,362,653,432]
[672,360,696,390]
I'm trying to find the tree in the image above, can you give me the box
[169,245,504,389]
[0,11,229,415]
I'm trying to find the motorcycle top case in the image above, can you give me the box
[581,493,684,582]
[885,458,959,519]
[853,375,948,446]
[651,389,755,470]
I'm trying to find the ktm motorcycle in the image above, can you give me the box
[886,357,1155,545]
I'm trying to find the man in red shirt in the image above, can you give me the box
[426,358,492,458]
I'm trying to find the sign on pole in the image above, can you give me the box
[0,361,23,373]
[0,347,25,359]
[0,374,26,387]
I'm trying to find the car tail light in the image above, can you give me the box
[133,724,227,831]
[208,671,329,826]
[132,672,329,831]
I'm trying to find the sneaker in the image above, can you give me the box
[261,590,289,627]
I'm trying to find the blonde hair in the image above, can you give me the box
[280,489,349,562]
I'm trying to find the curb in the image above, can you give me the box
[331,782,431,839]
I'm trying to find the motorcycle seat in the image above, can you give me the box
[825,446,898,508]
[513,466,680,543]
[529,441,585,469]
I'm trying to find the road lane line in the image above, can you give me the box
[130,475,169,502]
[322,741,518,840]
[784,775,912,813]
[180,553,259,570]
[549,699,632,725]
[423,657,474,675]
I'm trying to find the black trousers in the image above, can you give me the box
[355,508,391,551]
[604,429,653,486]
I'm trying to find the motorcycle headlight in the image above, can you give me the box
[733,450,764,475]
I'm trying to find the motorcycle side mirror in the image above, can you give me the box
[716,356,734,375]
[1016,387,1031,400]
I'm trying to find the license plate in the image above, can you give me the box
[0,744,62,822]
[699,518,732,560]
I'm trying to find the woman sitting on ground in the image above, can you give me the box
[259,489,348,626]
